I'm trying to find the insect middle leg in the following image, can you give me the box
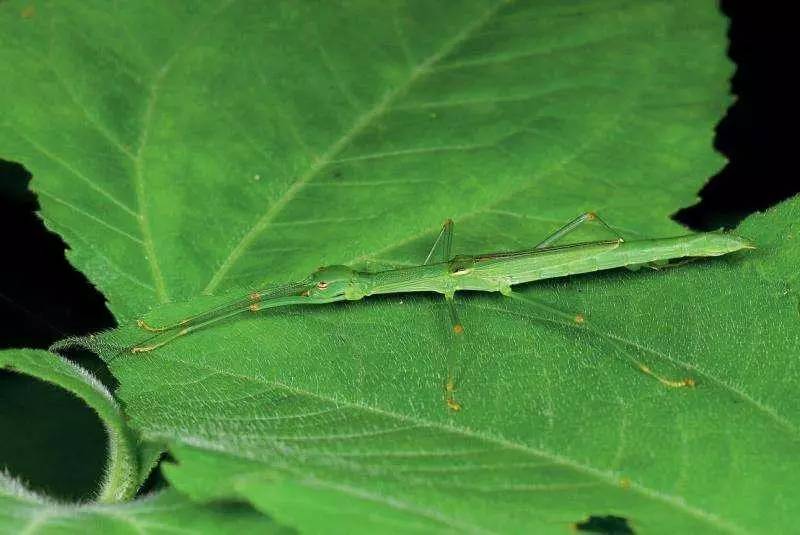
[425,219,465,411]
[443,294,465,411]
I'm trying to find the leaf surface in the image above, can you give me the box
[0,0,730,317]
[80,197,799,534]
[4,1,791,534]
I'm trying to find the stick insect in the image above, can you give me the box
[131,212,754,410]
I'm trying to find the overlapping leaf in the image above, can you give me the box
[0,476,286,534]
[0,349,141,502]
[0,350,287,533]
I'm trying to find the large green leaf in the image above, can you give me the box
[0,475,287,534]
[76,196,800,534]
[0,0,729,319]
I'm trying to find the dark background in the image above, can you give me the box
[0,0,796,503]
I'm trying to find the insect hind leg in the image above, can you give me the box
[504,290,696,389]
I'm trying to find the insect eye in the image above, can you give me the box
[317,281,329,290]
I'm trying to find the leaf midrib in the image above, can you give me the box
[133,0,237,303]
[202,1,509,294]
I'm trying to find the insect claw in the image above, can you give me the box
[446,398,462,411]
[444,378,462,411]
[657,377,695,388]
[137,319,167,332]
[636,363,695,388]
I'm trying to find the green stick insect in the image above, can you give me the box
[131,212,754,410]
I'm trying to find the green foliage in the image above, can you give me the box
[0,0,730,319]
[0,350,141,503]
[0,350,287,532]
[0,358,108,502]
[3,1,796,534]
[0,475,287,534]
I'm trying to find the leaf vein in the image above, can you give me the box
[36,188,144,245]
[158,357,748,534]
[203,0,510,293]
